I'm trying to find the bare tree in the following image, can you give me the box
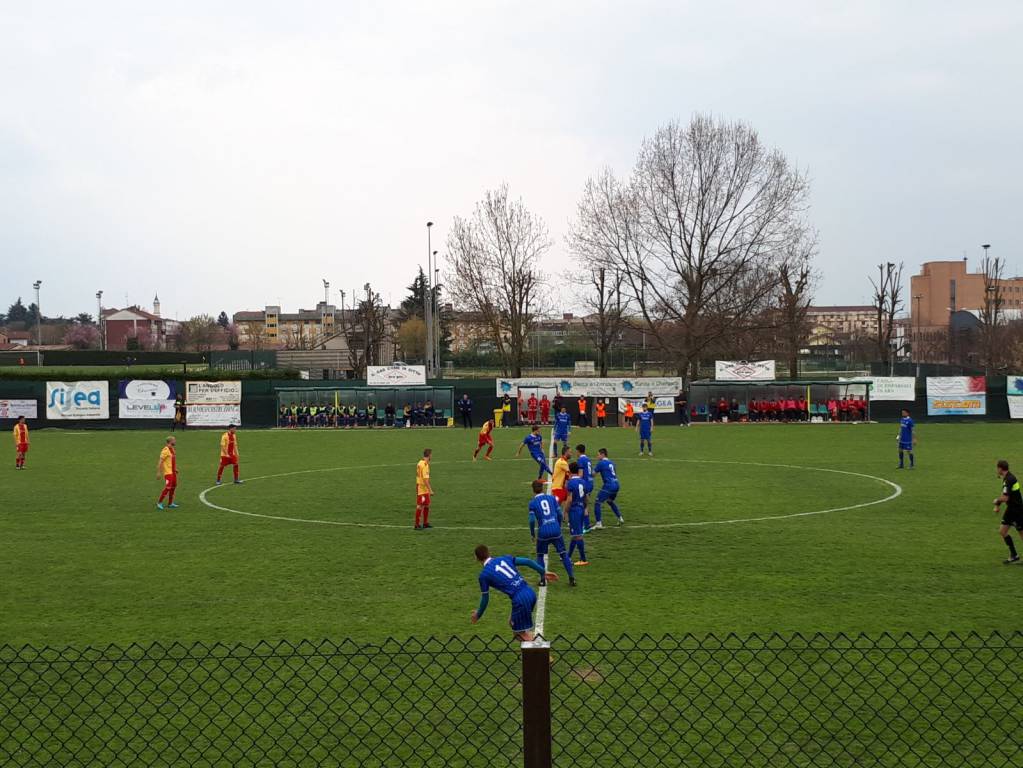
[180,314,219,353]
[566,266,629,377]
[571,117,810,380]
[238,320,268,350]
[869,262,905,371]
[446,184,552,377]
[776,231,818,378]
[337,284,390,379]
[979,252,1005,373]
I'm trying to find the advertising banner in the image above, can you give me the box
[926,376,986,396]
[1008,397,1023,419]
[185,381,242,404]
[496,377,683,397]
[927,396,986,416]
[0,399,38,419]
[1007,375,1023,396]
[186,403,242,426]
[46,381,109,420]
[367,365,427,386]
[868,377,916,401]
[715,360,776,381]
[118,380,176,420]
[617,396,676,414]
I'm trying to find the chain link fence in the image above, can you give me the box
[2,632,1019,767]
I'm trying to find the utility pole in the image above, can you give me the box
[425,222,434,378]
[96,290,104,350]
[33,280,42,347]
[433,254,440,377]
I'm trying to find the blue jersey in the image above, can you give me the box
[478,555,531,599]
[566,476,587,509]
[577,454,594,490]
[529,494,563,539]
[594,458,620,491]
[898,417,914,446]
[522,433,544,457]
[638,410,654,436]
[554,412,571,436]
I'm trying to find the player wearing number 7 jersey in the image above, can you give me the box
[528,480,577,587]
[470,544,557,641]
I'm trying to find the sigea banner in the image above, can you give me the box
[46,381,109,420]
[0,399,38,419]
[715,360,776,381]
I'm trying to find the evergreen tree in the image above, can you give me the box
[217,311,230,328]
[6,298,28,323]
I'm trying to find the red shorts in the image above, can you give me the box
[164,474,177,489]
[477,435,493,447]
[552,488,567,503]
[16,443,28,453]
[219,456,238,467]
[417,494,431,508]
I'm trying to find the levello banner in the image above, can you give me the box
[926,376,987,416]
[46,381,109,420]
[185,381,242,426]
[368,365,427,386]
[118,380,176,420]
[0,399,38,419]
[496,377,683,397]
[715,360,776,381]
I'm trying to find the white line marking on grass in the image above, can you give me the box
[197,457,902,534]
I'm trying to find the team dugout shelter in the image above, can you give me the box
[687,380,870,422]
[275,386,455,427]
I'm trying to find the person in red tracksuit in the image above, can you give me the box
[527,394,539,425]
[540,394,551,425]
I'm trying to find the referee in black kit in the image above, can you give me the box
[993,460,1023,564]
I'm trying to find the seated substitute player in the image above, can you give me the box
[216,424,243,485]
[473,418,496,461]
[593,448,623,528]
[415,448,433,529]
[470,544,557,642]
[564,463,589,565]
[993,459,1023,564]
[637,404,654,456]
[13,415,29,470]
[551,446,572,504]
[156,436,179,510]
[516,425,553,480]
[552,406,571,456]
[528,480,577,587]
[897,408,916,469]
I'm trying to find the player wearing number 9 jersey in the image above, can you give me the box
[528,480,576,587]
[470,544,557,641]
[593,448,623,527]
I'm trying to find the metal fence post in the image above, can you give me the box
[521,640,552,768]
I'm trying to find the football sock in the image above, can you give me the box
[233,465,239,481]
[568,540,577,559]
[1005,535,1018,558]
[422,507,429,526]
[167,488,175,505]
[414,508,422,527]
[609,500,621,519]
[159,488,169,503]
[537,553,545,572]
[577,540,587,561]
[559,552,574,578]
[908,452,914,468]
[594,501,603,524]
[485,445,493,457]
[217,466,224,481]
[898,451,904,467]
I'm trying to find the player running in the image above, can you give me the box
[13,415,29,470]
[552,407,571,457]
[470,544,558,641]
[516,425,552,480]
[993,459,1023,564]
[528,480,577,587]
[551,446,571,504]
[156,436,179,510]
[897,409,916,469]
[593,448,623,528]
[415,448,433,530]
[564,463,589,565]
[216,424,243,485]
[637,404,655,456]
[473,418,496,461]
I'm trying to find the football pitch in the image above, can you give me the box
[1,421,1018,647]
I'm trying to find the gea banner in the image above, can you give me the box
[715,360,776,381]
[617,396,675,414]
[187,404,242,426]
[1008,397,1023,419]
[496,377,683,397]
[118,380,176,420]
[185,381,242,404]
[1007,375,1023,396]
[0,399,37,419]
[368,365,427,386]
[46,381,109,420]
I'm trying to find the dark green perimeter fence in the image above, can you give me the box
[1,632,1019,767]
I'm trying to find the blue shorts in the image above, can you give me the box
[597,487,619,503]
[640,433,652,442]
[569,506,586,536]
[583,481,593,495]
[510,589,537,633]
[898,442,913,451]
[554,431,568,443]
[531,452,546,464]
[536,534,567,559]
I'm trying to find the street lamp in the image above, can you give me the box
[433,251,440,375]
[425,222,434,378]
[96,290,104,350]
[32,280,42,347]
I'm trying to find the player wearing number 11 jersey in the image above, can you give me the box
[528,480,576,587]
[470,544,557,641]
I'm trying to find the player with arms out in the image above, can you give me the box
[216,424,243,484]
[552,406,571,457]
[551,446,571,504]
[156,436,179,510]
[470,544,557,641]
[637,404,655,456]
[415,448,433,529]
[593,448,623,528]
[993,459,1023,564]
[13,415,29,470]
[528,480,577,587]
[472,418,496,461]
[897,409,916,469]
[516,425,552,480]
[564,462,590,565]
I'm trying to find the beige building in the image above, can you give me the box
[910,259,1023,332]
[234,302,337,348]
[805,305,875,346]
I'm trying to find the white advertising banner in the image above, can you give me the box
[926,376,986,396]
[187,404,242,426]
[715,360,776,381]
[1008,397,1023,420]
[496,377,683,397]
[118,380,176,420]
[185,380,242,404]
[119,400,176,419]
[368,365,427,386]
[0,399,38,419]
[617,396,676,414]
[841,377,916,401]
[46,381,109,420]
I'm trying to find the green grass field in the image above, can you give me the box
[1,421,1019,647]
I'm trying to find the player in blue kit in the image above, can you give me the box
[592,448,623,528]
[575,444,594,529]
[564,463,590,565]
[897,408,916,469]
[516,425,553,479]
[552,407,572,456]
[528,480,577,587]
[470,544,558,641]
[637,405,654,456]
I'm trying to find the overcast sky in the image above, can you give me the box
[2,1,1021,321]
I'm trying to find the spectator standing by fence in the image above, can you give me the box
[577,396,589,427]
[458,394,473,428]
[501,394,513,426]
[676,391,689,426]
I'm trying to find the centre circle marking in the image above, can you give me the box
[198,458,902,531]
